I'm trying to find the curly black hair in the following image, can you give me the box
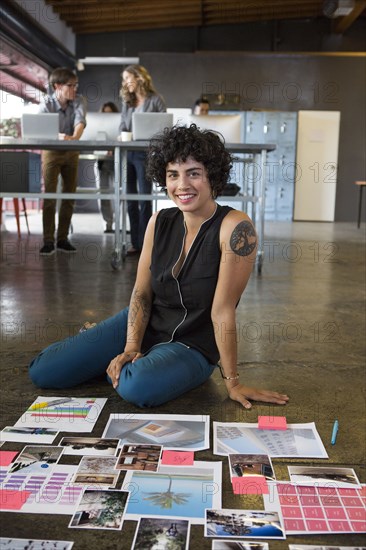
[146,124,233,198]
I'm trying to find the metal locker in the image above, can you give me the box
[264,184,276,216]
[276,184,294,220]
[276,112,297,145]
[245,111,265,143]
[262,112,280,144]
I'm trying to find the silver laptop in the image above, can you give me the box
[132,112,173,140]
[21,113,59,140]
[80,112,121,141]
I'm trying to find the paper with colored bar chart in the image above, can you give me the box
[14,397,107,433]
[0,464,83,514]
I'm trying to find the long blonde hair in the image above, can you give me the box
[120,64,157,107]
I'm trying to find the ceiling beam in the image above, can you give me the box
[71,17,202,34]
[332,0,366,33]
[52,5,202,22]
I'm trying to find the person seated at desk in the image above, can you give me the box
[119,64,166,255]
[28,124,289,410]
[97,101,119,233]
[193,97,210,115]
[39,67,86,256]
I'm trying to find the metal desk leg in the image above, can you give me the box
[357,184,364,228]
[111,145,123,270]
[256,149,266,275]
[121,149,128,260]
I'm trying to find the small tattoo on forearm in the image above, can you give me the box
[230,221,257,257]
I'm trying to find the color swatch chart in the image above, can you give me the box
[264,482,366,534]
[29,400,97,420]
[15,397,107,433]
[0,465,83,515]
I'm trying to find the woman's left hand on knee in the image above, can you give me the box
[106,351,143,388]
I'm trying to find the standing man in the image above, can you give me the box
[39,67,86,255]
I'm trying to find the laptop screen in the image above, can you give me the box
[21,113,59,140]
[132,113,173,140]
[80,113,120,141]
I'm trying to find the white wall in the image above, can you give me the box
[14,0,75,54]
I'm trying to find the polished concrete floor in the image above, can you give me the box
[0,209,365,549]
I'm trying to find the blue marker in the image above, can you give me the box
[331,420,339,445]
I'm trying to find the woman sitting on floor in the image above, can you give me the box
[29,124,289,409]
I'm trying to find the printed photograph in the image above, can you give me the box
[0,539,73,549]
[69,489,129,530]
[59,437,120,456]
[102,414,209,451]
[8,445,63,474]
[124,462,222,524]
[205,509,285,539]
[72,456,120,488]
[214,422,328,458]
[288,465,360,487]
[228,454,275,480]
[212,541,269,550]
[288,546,366,550]
[115,444,162,472]
[132,517,190,550]
[0,427,59,444]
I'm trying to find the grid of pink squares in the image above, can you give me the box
[277,482,366,534]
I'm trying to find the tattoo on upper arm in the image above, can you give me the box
[229,221,257,257]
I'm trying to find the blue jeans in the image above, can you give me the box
[28,308,216,408]
[127,151,152,250]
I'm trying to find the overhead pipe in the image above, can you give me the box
[0,0,76,70]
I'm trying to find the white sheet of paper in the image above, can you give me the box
[14,396,107,433]
[213,422,328,458]
[0,464,83,514]
[122,460,222,525]
[0,426,59,444]
[288,465,361,488]
[102,413,210,451]
[0,539,74,550]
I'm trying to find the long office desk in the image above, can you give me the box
[0,138,275,271]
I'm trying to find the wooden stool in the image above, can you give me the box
[355,181,366,228]
[0,198,30,238]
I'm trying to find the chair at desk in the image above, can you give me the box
[355,181,366,228]
[0,198,30,238]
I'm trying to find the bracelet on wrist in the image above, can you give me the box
[219,366,239,380]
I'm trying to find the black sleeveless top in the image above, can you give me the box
[142,204,233,363]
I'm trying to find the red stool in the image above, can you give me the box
[355,181,366,228]
[0,198,30,238]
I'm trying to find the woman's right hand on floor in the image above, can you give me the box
[106,350,143,388]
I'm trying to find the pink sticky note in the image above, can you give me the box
[0,490,32,510]
[232,475,269,495]
[161,450,194,466]
[0,451,18,467]
[258,415,287,430]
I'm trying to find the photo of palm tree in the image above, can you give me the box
[132,517,190,550]
[123,462,222,524]
[143,475,192,509]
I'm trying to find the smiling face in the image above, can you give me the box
[166,157,216,219]
[122,70,139,94]
[54,79,78,103]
